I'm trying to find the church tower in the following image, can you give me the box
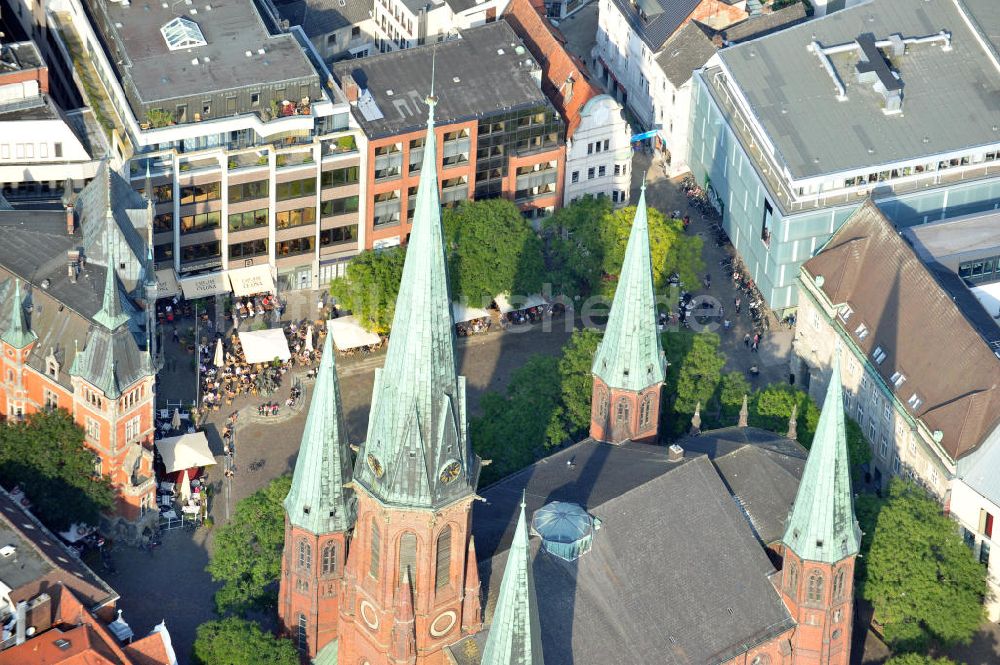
[590,184,666,443]
[338,84,482,665]
[780,357,860,665]
[1,279,38,421]
[278,329,355,659]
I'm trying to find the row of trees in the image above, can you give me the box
[331,197,704,332]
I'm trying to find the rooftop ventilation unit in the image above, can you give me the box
[0,545,14,557]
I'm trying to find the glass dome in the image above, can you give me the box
[530,501,597,562]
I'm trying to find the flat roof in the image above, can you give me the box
[0,41,44,71]
[94,0,319,104]
[718,0,1000,180]
[332,22,551,138]
[904,210,1000,262]
[274,0,373,39]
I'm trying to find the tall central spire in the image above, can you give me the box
[353,74,479,509]
[93,211,131,331]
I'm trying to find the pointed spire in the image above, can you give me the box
[787,403,798,441]
[1,280,37,349]
[92,211,131,331]
[591,184,666,392]
[390,569,416,664]
[461,536,483,633]
[284,327,355,534]
[480,494,544,665]
[690,401,701,435]
[355,72,478,509]
[782,356,861,563]
[738,394,749,428]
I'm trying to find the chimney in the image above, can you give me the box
[67,250,80,283]
[667,444,684,463]
[15,601,27,645]
[65,204,75,235]
[342,74,360,103]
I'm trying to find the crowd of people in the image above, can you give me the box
[231,294,281,330]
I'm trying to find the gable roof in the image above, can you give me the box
[274,0,374,38]
[606,0,700,51]
[802,199,1000,461]
[655,21,717,88]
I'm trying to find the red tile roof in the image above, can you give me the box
[503,0,602,138]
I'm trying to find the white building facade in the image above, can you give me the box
[564,95,632,205]
[372,0,509,52]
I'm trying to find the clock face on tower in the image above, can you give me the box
[367,453,384,479]
[439,460,462,485]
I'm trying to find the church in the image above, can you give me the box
[277,85,861,665]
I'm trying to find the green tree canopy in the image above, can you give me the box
[206,475,291,615]
[671,332,726,417]
[442,199,545,307]
[0,409,115,531]
[329,246,406,334]
[556,329,602,440]
[862,479,987,651]
[885,655,962,665]
[543,195,703,298]
[192,618,298,665]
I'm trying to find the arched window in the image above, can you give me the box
[298,540,311,572]
[296,613,307,654]
[615,398,630,424]
[369,521,381,580]
[639,395,653,428]
[832,569,845,600]
[322,542,337,577]
[435,526,452,590]
[399,532,417,586]
[807,570,824,603]
[600,392,609,418]
[594,386,609,418]
[786,562,798,594]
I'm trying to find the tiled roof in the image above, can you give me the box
[606,0,699,51]
[654,21,717,88]
[802,199,1000,461]
[503,0,600,137]
[716,3,807,44]
[275,0,373,38]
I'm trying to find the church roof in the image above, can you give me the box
[1,279,37,349]
[284,328,355,534]
[591,186,666,392]
[92,214,132,331]
[781,357,861,563]
[353,90,480,510]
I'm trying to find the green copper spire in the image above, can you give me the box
[480,495,544,665]
[782,356,861,563]
[284,327,354,534]
[1,280,37,349]
[93,212,130,331]
[354,84,479,510]
[591,184,665,392]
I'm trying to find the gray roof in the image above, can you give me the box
[717,0,1000,179]
[717,3,808,44]
[655,21,717,88]
[95,0,320,104]
[444,0,478,14]
[274,0,373,38]
[957,425,1000,508]
[471,455,795,665]
[904,209,1000,264]
[607,0,698,51]
[332,22,552,138]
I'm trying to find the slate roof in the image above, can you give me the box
[444,0,479,12]
[332,22,552,139]
[655,21,717,88]
[715,0,1000,179]
[715,3,807,44]
[802,199,1000,461]
[275,0,373,38]
[607,0,699,51]
[465,455,795,665]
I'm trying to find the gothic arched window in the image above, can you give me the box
[615,398,630,424]
[435,526,452,590]
[807,570,824,603]
[786,562,798,594]
[639,395,653,428]
[369,521,381,580]
[399,532,417,586]
[832,569,845,600]
[322,542,337,577]
[298,539,311,572]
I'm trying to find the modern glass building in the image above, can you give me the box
[686,0,1000,313]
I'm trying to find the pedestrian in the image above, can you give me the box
[735,296,741,314]
[723,319,731,330]
[172,327,179,343]
[743,333,751,348]
[752,341,759,353]
[753,333,760,346]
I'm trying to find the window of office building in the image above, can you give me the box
[180,241,221,264]
[276,236,315,257]
[228,208,269,232]
[228,179,268,202]
[180,211,221,234]
[229,238,268,260]
[276,178,317,201]
[276,207,316,230]
[179,182,221,205]
[321,196,359,216]
[321,166,360,188]
[320,225,357,247]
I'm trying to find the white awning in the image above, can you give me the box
[179,272,231,299]
[328,316,381,350]
[452,302,490,324]
[971,283,1000,321]
[155,432,217,473]
[238,328,291,363]
[228,264,276,297]
[155,269,180,299]
[494,293,548,314]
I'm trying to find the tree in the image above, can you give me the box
[543,196,703,298]
[671,332,726,417]
[192,618,298,665]
[206,475,291,615]
[749,384,820,445]
[885,655,962,665]
[329,246,406,333]
[442,199,545,307]
[718,371,751,421]
[0,409,115,531]
[862,479,987,651]
[555,329,602,442]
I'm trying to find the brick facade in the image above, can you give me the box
[589,376,662,444]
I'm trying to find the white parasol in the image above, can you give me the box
[213,338,224,368]
[179,471,192,503]
[305,325,314,353]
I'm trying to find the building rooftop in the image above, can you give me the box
[607,0,699,52]
[274,0,373,39]
[802,199,1000,461]
[655,21,717,89]
[91,0,320,105]
[0,41,43,72]
[716,0,1000,180]
[715,3,808,44]
[332,22,550,138]
[904,210,1000,263]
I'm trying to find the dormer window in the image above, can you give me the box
[855,323,869,340]
[46,356,59,378]
[838,304,853,321]
[890,371,906,388]
[872,346,887,364]
[907,393,923,411]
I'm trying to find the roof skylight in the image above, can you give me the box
[161,16,207,51]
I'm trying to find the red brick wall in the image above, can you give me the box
[589,376,662,443]
[779,547,856,665]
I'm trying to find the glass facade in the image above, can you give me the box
[475,107,563,199]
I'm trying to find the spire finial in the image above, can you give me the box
[425,50,438,114]
[520,489,526,510]
[738,394,749,428]
[690,401,701,435]
[641,172,647,192]
[787,402,798,441]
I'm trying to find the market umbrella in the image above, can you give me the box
[305,325,314,353]
[213,338,224,368]
[179,471,192,503]
[171,408,181,431]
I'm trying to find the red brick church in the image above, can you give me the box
[277,87,860,665]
